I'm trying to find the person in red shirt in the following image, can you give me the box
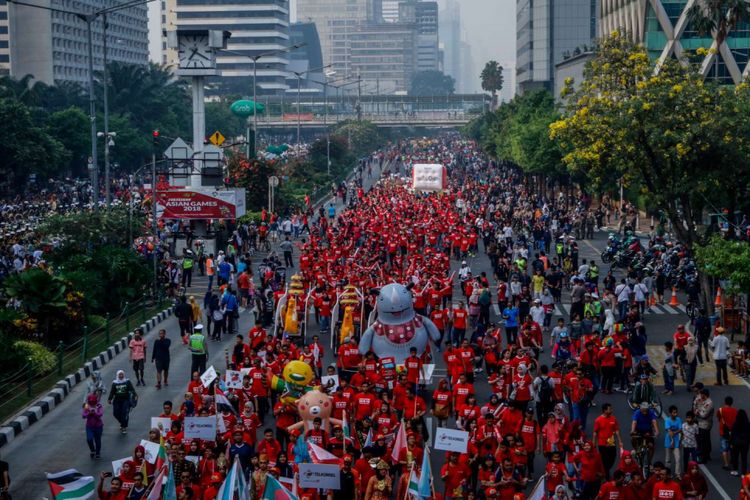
[457,339,476,378]
[443,343,463,384]
[248,321,267,351]
[519,408,541,479]
[337,337,362,382]
[403,387,427,421]
[452,373,474,415]
[717,396,738,470]
[597,470,631,500]
[574,440,606,499]
[372,402,398,433]
[451,302,469,346]
[593,403,622,480]
[248,358,268,420]
[497,406,523,441]
[353,382,377,421]
[544,452,569,497]
[238,401,261,446]
[598,339,621,394]
[397,433,423,473]
[440,452,471,500]
[404,347,424,386]
[495,457,526,500]
[650,465,683,500]
[272,399,297,449]
[304,417,329,448]
[431,378,452,426]
[256,428,282,465]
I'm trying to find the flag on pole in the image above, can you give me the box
[46,469,95,500]
[307,441,340,464]
[417,445,432,498]
[363,428,373,448]
[391,421,407,463]
[263,474,300,500]
[526,476,546,500]
[407,468,420,498]
[215,387,238,415]
[146,466,167,500]
[217,456,247,500]
[163,463,177,500]
[343,410,351,439]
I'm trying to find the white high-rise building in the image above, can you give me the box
[162,0,291,92]
[8,0,148,84]
[381,0,399,22]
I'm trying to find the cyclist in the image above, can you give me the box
[628,374,657,409]
[630,402,659,466]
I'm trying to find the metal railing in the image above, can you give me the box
[0,295,169,426]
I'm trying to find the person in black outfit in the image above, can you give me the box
[108,370,137,434]
[174,296,192,342]
[151,328,171,389]
[332,455,358,500]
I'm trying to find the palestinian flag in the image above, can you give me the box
[342,410,351,439]
[263,474,299,500]
[47,469,94,500]
[407,469,420,498]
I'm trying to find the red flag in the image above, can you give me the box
[391,421,407,463]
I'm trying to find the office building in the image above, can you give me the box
[399,0,438,73]
[381,0,399,22]
[516,0,598,94]
[296,0,379,68]
[286,21,324,90]
[163,0,291,93]
[600,0,750,84]
[438,0,466,90]
[344,21,416,92]
[8,0,148,84]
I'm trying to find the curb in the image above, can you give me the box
[0,304,175,448]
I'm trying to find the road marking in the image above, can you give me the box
[560,304,571,314]
[662,305,680,314]
[493,304,501,316]
[649,306,664,315]
[675,304,687,313]
[699,464,732,500]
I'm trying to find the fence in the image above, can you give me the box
[0,296,169,425]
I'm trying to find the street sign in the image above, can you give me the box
[209,130,225,147]
[268,176,280,187]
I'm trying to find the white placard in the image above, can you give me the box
[240,367,251,377]
[225,369,244,389]
[412,164,444,192]
[184,416,217,440]
[151,417,172,437]
[434,427,469,453]
[112,456,132,476]
[200,366,218,388]
[217,414,227,434]
[185,455,200,465]
[299,463,340,490]
[139,440,160,464]
[418,364,435,385]
[321,375,339,392]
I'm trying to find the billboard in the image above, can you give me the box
[156,188,246,220]
[412,163,447,192]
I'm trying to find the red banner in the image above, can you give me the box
[282,113,314,121]
[156,190,237,220]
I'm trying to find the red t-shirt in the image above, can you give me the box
[598,480,632,499]
[405,355,423,384]
[593,414,620,447]
[453,309,468,329]
[651,480,683,500]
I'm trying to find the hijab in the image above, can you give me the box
[113,369,129,384]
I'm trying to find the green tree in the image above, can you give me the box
[206,101,247,142]
[696,235,750,296]
[226,154,277,211]
[308,136,352,176]
[0,98,67,191]
[550,32,750,310]
[409,71,456,96]
[47,107,90,177]
[480,61,504,109]
[330,120,384,157]
[688,0,750,78]
[3,268,68,340]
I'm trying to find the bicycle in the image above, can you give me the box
[630,431,653,479]
[626,389,663,417]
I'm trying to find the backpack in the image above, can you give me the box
[538,376,553,402]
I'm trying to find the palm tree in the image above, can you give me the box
[688,0,750,81]
[480,61,504,110]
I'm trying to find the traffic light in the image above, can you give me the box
[152,130,160,146]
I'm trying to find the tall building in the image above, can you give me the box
[438,0,463,89]
[399,0,439,73]
[516,0,598,94]
[600,0,750,84]
[8,0,148,84]
[296,0,378,68]
[163,0,291,93]
[381,0,399,22]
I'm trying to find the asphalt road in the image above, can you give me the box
[5,158,746,499]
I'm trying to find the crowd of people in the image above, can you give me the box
[75,136,750,500]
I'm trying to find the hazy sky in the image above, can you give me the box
[446,0,515,90]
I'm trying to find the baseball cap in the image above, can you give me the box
[640,402,649,410]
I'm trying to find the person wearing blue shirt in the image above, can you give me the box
[221,289,239,337]
[502,299,520,344]
[663,405,683,477]
[327,203,336,219]
[630,402,659,465]
[218,260,231,286]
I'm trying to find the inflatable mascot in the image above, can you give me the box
[358,283,441,364]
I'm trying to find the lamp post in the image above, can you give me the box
[8,0,155,211]
[292,64,332,147]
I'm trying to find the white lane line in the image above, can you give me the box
[699,465,732,500]
[650,306,664,315]
[675,304,687,313]
[657,415,731,500]
[493,304,501,316]
[561,304,571,314]
[662,305,679,314]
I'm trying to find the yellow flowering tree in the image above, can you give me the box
[551,32,750,309]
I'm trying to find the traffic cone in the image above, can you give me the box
[649,294,656,306]
[669,286,679,306]
[714,287,723,307]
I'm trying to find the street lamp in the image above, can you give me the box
[8,0,154,212]
[291,64,332,147]
[220,43,305,158]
